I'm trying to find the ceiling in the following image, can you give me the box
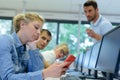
[0,0,120,22]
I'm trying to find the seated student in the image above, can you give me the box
[27,29,52,71]
[0,12,69,80]
[36,29,52,68]
[36,30,69,68]
[41,43,69,68]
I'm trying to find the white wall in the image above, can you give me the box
[0,0,120,23]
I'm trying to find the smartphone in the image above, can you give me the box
[64,54,76,68]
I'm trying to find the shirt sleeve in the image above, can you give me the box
[41,50,56,65]
[0,35,44,80]
[28,49,44,72]
[101,20,113,35]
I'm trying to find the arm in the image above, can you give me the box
[86,28,102,41]
[27,40,44,72]
[0,35,43,80]
[28,49,44,72]
[43,59,50,68]
[42,62,69,78]
[86,20,113,41]
[100,22,113,35]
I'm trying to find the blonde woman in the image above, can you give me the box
[0,12,69,80]
[42,43,69,68]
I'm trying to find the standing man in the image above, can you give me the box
[83,0,112,43]
[83,0,113,78]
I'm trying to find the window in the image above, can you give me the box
[0,17,118,56]
[0,18,12,35]
[59,23,78,56]
[79,24,94,54]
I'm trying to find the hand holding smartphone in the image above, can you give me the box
[64,54,76,68]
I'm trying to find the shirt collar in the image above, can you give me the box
[12,32,23,48]
[91,15,102,27]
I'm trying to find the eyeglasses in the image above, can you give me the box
[60,49,68,56]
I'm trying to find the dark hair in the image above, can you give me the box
[84,0,98,9]
[41,29,52,37]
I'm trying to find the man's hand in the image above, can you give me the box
[86,28,102,41]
